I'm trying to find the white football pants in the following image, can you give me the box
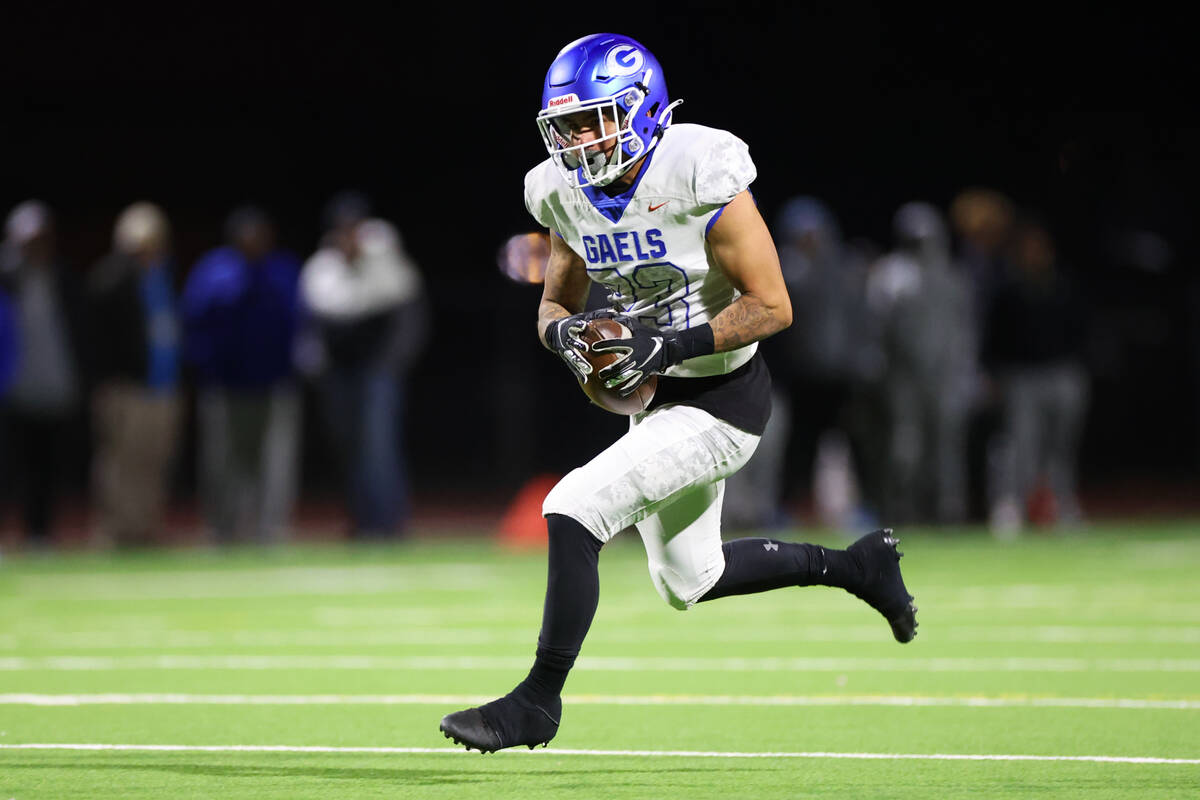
[542,404,760,609]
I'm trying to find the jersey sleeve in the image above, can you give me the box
[523,165,557,230]
[693,129,757,206]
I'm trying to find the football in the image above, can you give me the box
[576,318,658,415]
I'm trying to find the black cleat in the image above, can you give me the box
[439,692,560,753]
[846,528,918,643]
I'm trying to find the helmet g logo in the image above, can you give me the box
[604,45,644,78]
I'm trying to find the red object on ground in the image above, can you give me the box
[498,474,561,548]
[1027,481,1058,526]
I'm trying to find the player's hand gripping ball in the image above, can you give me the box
[578,317,658,415]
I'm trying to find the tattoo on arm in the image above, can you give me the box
[537,302,572,343]
[710,294,776,352]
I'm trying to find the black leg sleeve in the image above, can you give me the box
[518,513,603,703]
[698,538,861,602]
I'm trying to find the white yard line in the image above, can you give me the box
[307,596,1200,621]
[6,624,1200,649]
[0,693,1197,709]
[0,743,1195,765]
[2,655,1200,672]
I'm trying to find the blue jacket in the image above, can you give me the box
[181,247,301,389]
[0,288,17,396]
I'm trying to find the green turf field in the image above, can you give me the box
[1,521,1198,798]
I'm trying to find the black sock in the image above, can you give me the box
[698,538,862,602]
[516,513,602,706]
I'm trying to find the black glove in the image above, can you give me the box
[593,318,715,396]
[543,309,618,380]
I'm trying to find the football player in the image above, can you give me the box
[440,33,918,753]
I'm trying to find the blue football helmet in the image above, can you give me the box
[536,33,682,189]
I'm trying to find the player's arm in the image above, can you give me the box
[536,230,600,380]
[705,190,793,352]
[536,230,591,349]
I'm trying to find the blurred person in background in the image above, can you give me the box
[949,188,1017,522]
[0,285,16,396]
[181,205,303,544]
[86,202,183,548]
[299,191,429,539]
[837,234,889,522]
[724,196,875,532]
[1192,276,1200,477]
[949,187,1015,325]
[0,282,18,521]
[0,200,85,548]
[981,214,1090,536]
[866,201,976,525]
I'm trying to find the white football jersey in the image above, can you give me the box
[524,123,758,378]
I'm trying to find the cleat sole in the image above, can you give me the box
[889,600,919,643]
[441,726,494,754]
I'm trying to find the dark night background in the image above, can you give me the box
[3,2,1197,516]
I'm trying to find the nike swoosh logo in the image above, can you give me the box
[648,201,668,212]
